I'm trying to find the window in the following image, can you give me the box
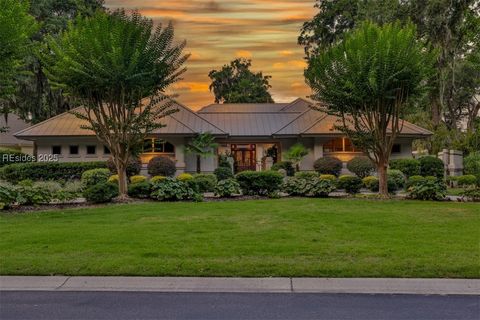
[86,145,96,155]
[142,139,175,153]
[392,144,401,153]
[323,137,361,153]
[69,145,79,155]
[103,146,110,154]
[52,146,62,155]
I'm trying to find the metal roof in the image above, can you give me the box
[15,100,226,139]
[14,98,432,139]
[0,114,33,146]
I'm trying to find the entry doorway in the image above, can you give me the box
[231,144,256,173]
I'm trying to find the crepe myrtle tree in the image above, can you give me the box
[305,21,434,197]
[42,10,188,199]
[185,132,219,174]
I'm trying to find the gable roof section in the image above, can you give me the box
[0,114,34,146]
[15,100,226,139]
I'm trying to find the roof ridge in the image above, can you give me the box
[273,108,313,135]
[169,99,227,134]
[300,111,329,134]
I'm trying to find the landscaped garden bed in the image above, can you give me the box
[1,198,478,278]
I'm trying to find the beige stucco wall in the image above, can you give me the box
[32,135,417,174]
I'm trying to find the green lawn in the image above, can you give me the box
[1,199,479,278]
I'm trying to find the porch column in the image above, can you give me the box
[175,142,186,175]
[256,144,263,171]
[314,138,323,160]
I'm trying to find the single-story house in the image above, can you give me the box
[1,114,34,155]
[14,98,432,174]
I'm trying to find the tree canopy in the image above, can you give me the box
[305,21,434,196]
[8,0,105,123]
[300,0,480,155]
[42,10,188,198]
[208,58,274,104]
[0,0,37,105]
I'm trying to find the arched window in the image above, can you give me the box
[323,137,361,153]
[142,139,175,154]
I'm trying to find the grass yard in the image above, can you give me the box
[0,199,479,278]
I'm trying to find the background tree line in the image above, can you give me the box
[299,0,480,155]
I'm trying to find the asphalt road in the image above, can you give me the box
[0,291,478,320]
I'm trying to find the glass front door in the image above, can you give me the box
[231,144,256,173]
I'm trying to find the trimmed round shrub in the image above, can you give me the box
[108,175,119,184]
[419,156,444,179]
[347,157,374,178]
[150,175,166,183]
[214,166,233,181]
[319,174,337,181]
[130,175,147,184]
[406,175,425,189]
[337,175,363,194]
[235,170,283,196]
[192,174,217,193]
[0,148,34,167]
[83,182,119,203]
[128,181,151,198]
[81,168,111,188]
[150,178,200,201]
[214,178,241,197]
[314,157,343,176]
[362,176,378,190]
[271,161,295,176]
[387,169,406,189]
[177,173,194,181]
[294,171,318,179]
[362,176,397,193]
[147,156,176,177]
[107,157,141,177]
[389,159,420,177]
[457,175,477,187]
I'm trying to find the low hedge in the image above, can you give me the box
[235,170,283,196]
[0,148,34,167]
[0,161,107,183]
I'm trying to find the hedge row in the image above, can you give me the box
[0,161,107,183]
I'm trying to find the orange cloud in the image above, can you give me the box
[236,50,253,58]
[279,50,294,57]
[273,60,307,70]
[173,82,210,93]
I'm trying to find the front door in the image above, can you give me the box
[231,144,256,173]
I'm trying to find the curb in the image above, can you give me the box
[1,277,479,295]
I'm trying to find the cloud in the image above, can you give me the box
[273,60,307,70]
[279,50,294,57]
[173,81,210,93]
[104,0,315,109]
[235,50,253,58]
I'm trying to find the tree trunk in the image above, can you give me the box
[117,163,129,201]
[431,96,442,127]
[377,160,389,198]
[196,155,201,174]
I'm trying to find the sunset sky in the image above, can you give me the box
[104,0,316,110]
